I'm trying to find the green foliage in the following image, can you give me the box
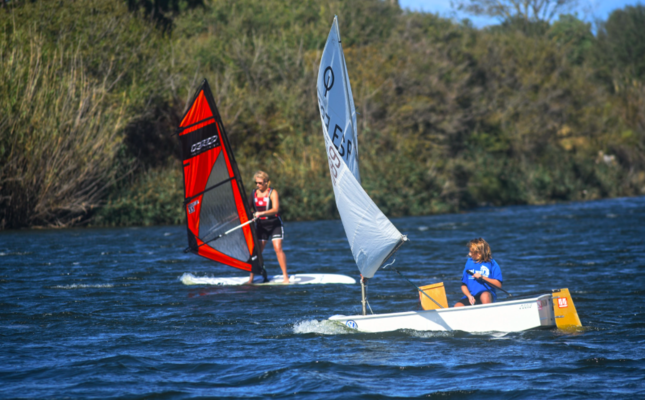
[1,0,644,229]
[0,0,171,229]
[596,5,645,82]
[126,0,203,32]
[92,165,184,226]
[548,14,593,64]
[490,16,551,36]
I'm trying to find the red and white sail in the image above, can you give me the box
[178,80,263,273]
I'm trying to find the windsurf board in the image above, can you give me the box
[180,273,356,286]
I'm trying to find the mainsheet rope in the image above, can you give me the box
[383,260,445,309]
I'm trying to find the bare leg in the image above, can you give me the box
[454,302,465,307]
[247,240,268,284]
[479,291,493,304]
[272,239,289,283]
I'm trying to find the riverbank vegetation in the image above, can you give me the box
[1,0,644,229]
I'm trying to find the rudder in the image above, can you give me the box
[552,288,582,328]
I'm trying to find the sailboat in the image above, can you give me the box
[177,80,355,286]
[316,17,582,332]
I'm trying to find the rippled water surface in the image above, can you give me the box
[2,197,645,399]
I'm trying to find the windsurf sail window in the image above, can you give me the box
[317,17,406,279]
[178,80,263,274]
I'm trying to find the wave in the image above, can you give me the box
[407,330,455,338]
[180,273,239,285]
[50,283,114,289]
[0,251,32,256]
[180,272,210,285]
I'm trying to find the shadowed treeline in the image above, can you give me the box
[1,0,644,229]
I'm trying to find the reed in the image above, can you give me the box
[0,33,125,228]
[0,0,170,229]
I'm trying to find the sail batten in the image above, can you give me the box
[317,18,405,278]
[183,177,235,205]
[178,80,263,274]
[178,116,216,134]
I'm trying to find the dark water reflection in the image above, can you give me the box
[1,197,644,398]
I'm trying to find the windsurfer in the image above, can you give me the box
[247,171,289,284]
[454,238,503,307]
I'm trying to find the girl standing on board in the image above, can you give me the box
[247,171,289,284]
[454,238,503,307]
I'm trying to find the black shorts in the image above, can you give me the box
[455,291,493,306]
[255,217,284,241]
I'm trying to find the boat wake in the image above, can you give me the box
[180,273,212,285]
[407,330,455,338]
[293,319,352,335]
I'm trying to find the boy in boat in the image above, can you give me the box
[247,171,289,284]
[454,238,503,307]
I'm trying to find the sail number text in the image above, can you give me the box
[328,145,341,186]
[318,92,354,166]
[332,125,353,160]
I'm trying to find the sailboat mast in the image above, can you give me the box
[361,279,367,316]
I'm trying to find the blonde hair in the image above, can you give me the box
[468,238,492,263]
[253,170,270,185]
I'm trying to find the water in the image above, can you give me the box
[1,197,644,399]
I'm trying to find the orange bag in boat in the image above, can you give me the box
[419,282,449,310]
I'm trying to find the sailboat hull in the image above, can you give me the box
[329,294,556,333]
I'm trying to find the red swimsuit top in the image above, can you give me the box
[253,188,279,220]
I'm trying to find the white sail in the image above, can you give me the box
[317,16,406,279]
[316,16,360,181]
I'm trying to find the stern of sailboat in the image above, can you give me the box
[552,288,583,329]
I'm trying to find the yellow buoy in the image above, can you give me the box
[552,288,582,328]
[418,282,449,310]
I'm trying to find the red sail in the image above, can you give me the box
[178,80,262,273]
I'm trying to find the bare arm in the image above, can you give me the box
[472,272,502,288]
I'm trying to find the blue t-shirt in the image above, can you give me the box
[461,258,503,301]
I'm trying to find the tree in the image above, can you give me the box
[596,4,645,82]
[452,0,578,23]
[548,14,593,64]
